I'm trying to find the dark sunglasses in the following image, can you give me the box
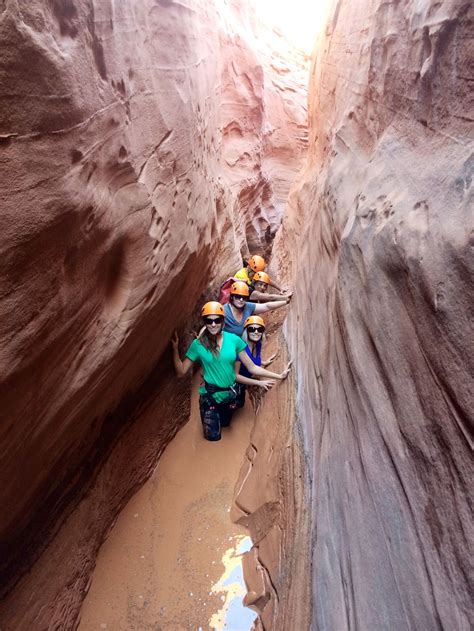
[203,316,224,325]
[231,294,249,301]
[247,326,264,334]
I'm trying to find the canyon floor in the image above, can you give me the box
[78,373,259,631]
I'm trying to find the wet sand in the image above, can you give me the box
[79,374,257,631]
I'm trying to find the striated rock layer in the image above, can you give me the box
[217,1,308,256]
[0,0,307,627]
[232,316,311,630]
[274,0,473,628]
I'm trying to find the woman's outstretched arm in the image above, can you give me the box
[254,297,291,315]
[238,351,292,380]
[261,351,278,367]
[234,363,276,390]
[249,290,292,303]
[171,331,194,377]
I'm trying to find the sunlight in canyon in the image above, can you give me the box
[255,0,331,51]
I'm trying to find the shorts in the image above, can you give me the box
[199,395,235,441]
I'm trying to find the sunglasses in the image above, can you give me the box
[247,326,264,334]
[232,294,249,301]
[203,316,224,325]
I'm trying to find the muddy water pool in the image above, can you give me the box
[79,375,257,630]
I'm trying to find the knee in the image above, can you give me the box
[199,397,221,441]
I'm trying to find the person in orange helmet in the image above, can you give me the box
[249,271,292,303]
[172,301,291,441]
[234,255,284,292]
[223,281,290,338]
[234,315,280,409]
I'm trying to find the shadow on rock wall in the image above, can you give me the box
[0,0,308,627]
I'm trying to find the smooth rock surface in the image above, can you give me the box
[218,1,308,254]
[274,0,473,628]
[0,1,307,627]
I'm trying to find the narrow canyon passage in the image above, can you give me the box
[1,1,472,629]
[78,374,258,631]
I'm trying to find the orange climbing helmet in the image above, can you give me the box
[253,271,270,285]
[230,281,250,297]
[201,301,225,317]
[248,255,266,272]
[244,315,265,330]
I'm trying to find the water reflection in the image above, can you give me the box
[209,535,257,630]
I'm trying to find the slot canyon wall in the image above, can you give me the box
[0,0,307,627]
[274,0,473,628]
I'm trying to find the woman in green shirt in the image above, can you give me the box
[172,301,291,441]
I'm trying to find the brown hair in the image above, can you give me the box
[200,328,220,355]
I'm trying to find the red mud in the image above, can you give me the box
[78,374,257,630]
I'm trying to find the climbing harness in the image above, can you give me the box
[199,382,241,439]
[204,381,239,406]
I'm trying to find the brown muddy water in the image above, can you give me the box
[78,374,257,631]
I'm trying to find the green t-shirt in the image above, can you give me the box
[186,332,247,403]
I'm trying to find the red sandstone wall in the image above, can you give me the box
[274,0,473,628]
[217,0,308,255]
[0,0,306,623]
